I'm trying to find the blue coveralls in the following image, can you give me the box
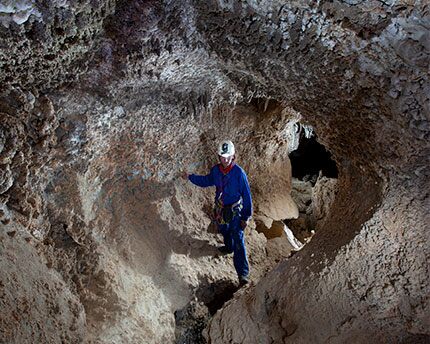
[189,164,253,278]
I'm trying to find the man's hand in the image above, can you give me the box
[240,220,248,229]
[181,171,189,180]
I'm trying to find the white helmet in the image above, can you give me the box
[218,140,235,157]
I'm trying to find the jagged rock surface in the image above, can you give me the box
[0,0,428,343]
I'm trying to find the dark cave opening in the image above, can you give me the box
[289,125,338,183]
[174,279,238,344]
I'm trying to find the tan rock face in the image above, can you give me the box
[0,0,428,343]
[0,226,85,343]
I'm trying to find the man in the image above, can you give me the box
[184,140,253,286]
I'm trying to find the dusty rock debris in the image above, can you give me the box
[0,1,429,343]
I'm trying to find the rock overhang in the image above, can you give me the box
[0,1,428,343]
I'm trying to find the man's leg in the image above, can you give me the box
[218,223,233,252]
[231,217,249,279]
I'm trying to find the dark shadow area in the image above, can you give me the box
[174,301,209,344]
[174,279,239,344]
[400,334,430,344]
[196,279,238,315]
[289,125,338,183]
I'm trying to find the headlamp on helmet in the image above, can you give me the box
[218,140,235,157]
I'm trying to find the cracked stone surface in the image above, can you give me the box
[0,0,428,343]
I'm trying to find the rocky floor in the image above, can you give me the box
[1,0,429,343]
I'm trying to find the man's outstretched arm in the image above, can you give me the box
[188,167,215,188]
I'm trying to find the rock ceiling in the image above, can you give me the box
[0,1,428,343]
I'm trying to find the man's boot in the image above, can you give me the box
[238,275,249,286]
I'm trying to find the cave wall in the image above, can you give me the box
[0,223,85,343]
[0,80,297,341]
[0,0,429,343]
[199,1,429,342]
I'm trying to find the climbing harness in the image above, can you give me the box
[212,162,244,225]
[213,194,243,225]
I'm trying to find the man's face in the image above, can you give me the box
[219,155,234,168]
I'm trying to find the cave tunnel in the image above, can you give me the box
[0,1,429,344]
[289,124,338,182]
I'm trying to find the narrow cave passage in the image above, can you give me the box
[289,123,338,183]
[285,123,339,249]
[250,120,340,256]
[171,117,344,343]
[171,107,343,343]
